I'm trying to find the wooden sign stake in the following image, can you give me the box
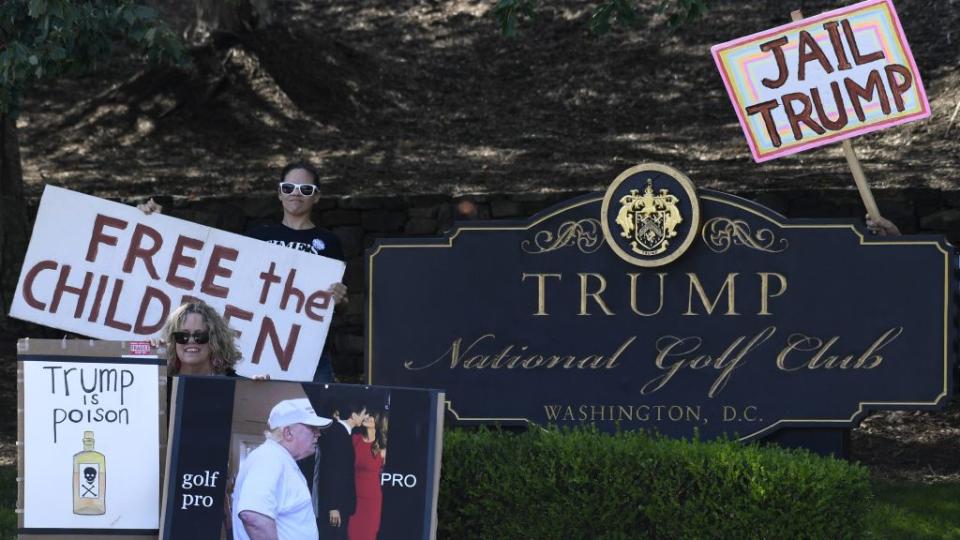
[790,9,883,222]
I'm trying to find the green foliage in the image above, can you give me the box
[494,0,708,37]
[657,0,708,28]
[590,0,641,35]
[866,482,960,539]
[440,427,872,539]
[494,0,537,37]
[0,0,185,115]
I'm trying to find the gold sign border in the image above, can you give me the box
[600,163,701,268]
[366,191,953,442]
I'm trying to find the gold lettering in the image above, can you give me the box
[521,273,562,316]
[641,336,702,394]
[413,334,634,370]
[402,334,493,371]
[641,329,773,397]
[685,273,740,315]
[777,333,822,371]
[629,272,666,316]
[856,327,902,368]
[521,354,545,368]
[708,326,776,398]
[578,273,615,316]
[776,328,902,371]
[758,272,787,315]
[544,405,562,421]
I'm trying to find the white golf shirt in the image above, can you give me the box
[232,438,318,540]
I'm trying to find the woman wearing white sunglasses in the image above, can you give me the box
[139,161,348,382]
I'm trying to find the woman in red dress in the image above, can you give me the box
[348,412,387,540]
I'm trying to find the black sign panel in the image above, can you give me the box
[160,378,444,540]
[367,166,955,442]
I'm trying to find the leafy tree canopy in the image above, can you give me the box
[0,0,185,115]
[494,0,709,36]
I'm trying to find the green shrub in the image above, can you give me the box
[439,427,872,539]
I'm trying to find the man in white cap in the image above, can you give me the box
[233,398,332,540]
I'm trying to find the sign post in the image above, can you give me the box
[789,8,882,223]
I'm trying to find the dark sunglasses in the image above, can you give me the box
[278,182,318,196]
[172,331,210,345]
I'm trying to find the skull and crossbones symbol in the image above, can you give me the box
[81,467,98,497]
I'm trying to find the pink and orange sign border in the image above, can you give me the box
[711,0,929,162]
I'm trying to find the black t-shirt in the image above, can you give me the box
[245,224,345,261]
[245,224,343,368]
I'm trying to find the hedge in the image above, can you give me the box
[438,428,871,539]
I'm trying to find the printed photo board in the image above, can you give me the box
[160,377,444,540]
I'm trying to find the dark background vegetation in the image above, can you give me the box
[0,0,958,488]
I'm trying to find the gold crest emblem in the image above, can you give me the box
[601,163,700,268]
[614,179,683,256]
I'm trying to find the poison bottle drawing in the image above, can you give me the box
[73,431,106,515]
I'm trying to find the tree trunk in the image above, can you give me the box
[192,0,274,42]
[0,113,29,327]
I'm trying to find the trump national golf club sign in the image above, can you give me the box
[366,163,955,442]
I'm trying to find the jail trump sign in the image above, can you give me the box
[711,0,929,162]
[11,186,345,381]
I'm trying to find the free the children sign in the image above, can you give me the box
[10,185,345,381]
[711,0,929,162]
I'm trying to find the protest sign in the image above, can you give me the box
[17,339,165,539]
[10,185,345,381]
[711,0,929,162]
[160,377,444,540]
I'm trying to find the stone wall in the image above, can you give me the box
[115,186,958,381]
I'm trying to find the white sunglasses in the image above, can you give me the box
[278,182,318,196]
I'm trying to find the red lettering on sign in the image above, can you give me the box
[253,317,300,371]
[22,260,57,310]
[200,245,238,298]
[885,64,913,112]
[85,214,128,263]
[305,290,330,322]
[224,304,254,338]
[167,235,204,290]
[122,223,163,279]
[258,262,282,304]
[280,268,305,312]
[88,275,109,322]
[50,265,93,318]
[134,287,171,334]
[104,279,132,331]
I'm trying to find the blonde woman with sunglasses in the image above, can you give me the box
[160,302,242,376]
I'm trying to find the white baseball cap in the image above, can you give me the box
[268,398,333,430]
